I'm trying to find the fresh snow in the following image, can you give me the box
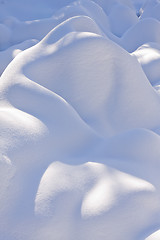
[0,0,160,239]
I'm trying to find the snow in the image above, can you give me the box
[141,0,160,21]
[121,18,160,52]
[108,3,138,37]
[145,230,160,240]
[0,39,38,75]
[132,42,160,85]
[0,23,11,50]
[1,0,160,239]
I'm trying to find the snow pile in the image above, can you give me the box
[132,42,160,85]
[140,0,160,21]
[121,18,160,52]
[0,0,160,239]
[108,3,138,37]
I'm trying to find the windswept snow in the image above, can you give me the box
[0,0,160,240]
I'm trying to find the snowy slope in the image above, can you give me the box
[0,0,160,239]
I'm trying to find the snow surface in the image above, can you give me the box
[0,0,160,239]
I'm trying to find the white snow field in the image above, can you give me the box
[0,0,160,239]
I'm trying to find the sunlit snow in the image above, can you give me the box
[0,0,160,239]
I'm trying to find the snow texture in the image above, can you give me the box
[0,0,160,239]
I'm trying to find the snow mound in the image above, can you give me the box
[121,18,160,52]
[0,39,38,75]
[92,0,134,15]
[108,3,138,37]
[0,0,110,50]
[145,230,160,240]
[0,23,11,50]
[132,42,160,85]
[2,16,160,136]
[22,30,160,136]
[141,0,160,21]
[1,0,160,240]
[54,0,111,35]
[34,161,158,240]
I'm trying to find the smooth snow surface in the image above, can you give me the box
[1,0,160,240]
[132,42,160,85]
